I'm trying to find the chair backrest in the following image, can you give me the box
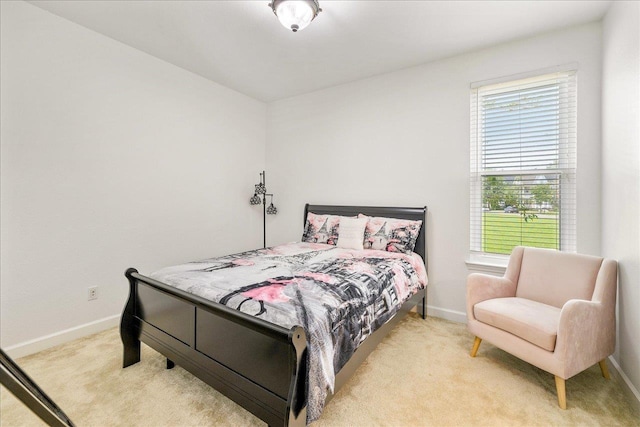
[514,247,604,308]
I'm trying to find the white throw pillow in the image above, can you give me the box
[336,217,368,250]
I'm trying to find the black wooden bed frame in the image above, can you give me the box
[121,204,428,426]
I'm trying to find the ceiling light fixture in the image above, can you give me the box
[269,0,322,32]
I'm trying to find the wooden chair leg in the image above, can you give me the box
[470,337,482,357]
[599,359,610,379]
[555,376,567,409]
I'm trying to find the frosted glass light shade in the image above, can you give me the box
[255,183,266,194]
[250,194,262,205]
[270,0,321,32]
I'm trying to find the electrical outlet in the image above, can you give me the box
[88,286,98,301]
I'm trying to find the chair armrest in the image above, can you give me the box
[555,299,616,378]
[466,273,517,321]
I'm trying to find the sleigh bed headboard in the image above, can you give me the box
[303,204,428,269]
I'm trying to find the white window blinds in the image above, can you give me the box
[470,70,577,256]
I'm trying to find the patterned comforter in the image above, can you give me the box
[150,242,427,422]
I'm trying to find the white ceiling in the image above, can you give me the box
[28,0,611,102]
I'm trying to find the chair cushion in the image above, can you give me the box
[474,297,561,351]
[516,247,603,308]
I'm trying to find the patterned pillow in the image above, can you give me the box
[359,214,422,254]
[302,213,342,245]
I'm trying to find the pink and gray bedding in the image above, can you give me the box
[301,213,343,245]
[150,242,427,422]
[359,214,423,254]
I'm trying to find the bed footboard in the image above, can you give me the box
[120,268,308,427]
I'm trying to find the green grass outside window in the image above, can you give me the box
[482,212,559,254]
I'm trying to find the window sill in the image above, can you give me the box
[465,254,508,275]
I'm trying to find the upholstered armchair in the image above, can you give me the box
[467,246,618,409]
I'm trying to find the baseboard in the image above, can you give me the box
[426,305,467,323]
[4,314,121,359]
[4,306,466,359]
[608,355,640,416]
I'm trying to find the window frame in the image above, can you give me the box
[469,67,577,262]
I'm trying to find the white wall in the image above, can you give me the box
[602,1,640,401]
[0,1,266,350]
[267,23,602,321]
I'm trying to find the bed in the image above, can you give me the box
[120,204,428,426]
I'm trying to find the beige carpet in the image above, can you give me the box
[1,314,638,426]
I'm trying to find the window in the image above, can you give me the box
[470,70,577,257]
